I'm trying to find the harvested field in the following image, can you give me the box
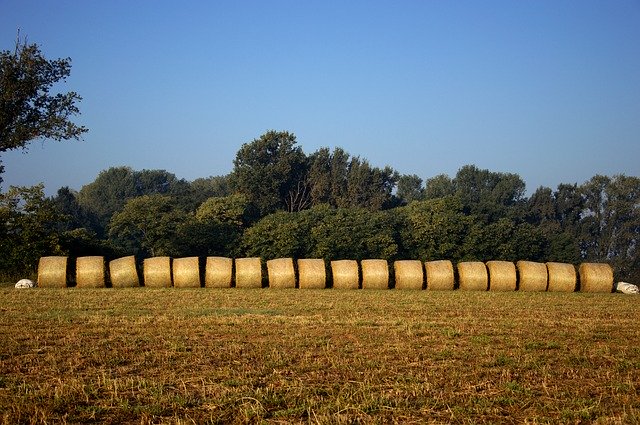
[0,287,638,424]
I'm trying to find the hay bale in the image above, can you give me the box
[546,262,576,292]
[486,261,516,291]
[109,256,139,288]
[235,258,263,288]
[393,260,424,290]
[173,257,201,288]
[143,257,172,288]
[297,259,326,289]
[37,256,68,288]
[425,260,454,291]
[361,259,389,290]
[457,261,488,291]
[517,261,548,292]
[205,257,233,288]
[579,263,614,293]
[76,256,105,288]
[331,260,359,289]
[267,258,296,289]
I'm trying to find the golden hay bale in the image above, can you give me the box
[517,261,548,292]
[425,260,454,291]
[173,257,201,288]
[143,257,172,288]
[393,260,424,290]
[109,256,139,288]
[361,259,389,290]
[486,261,516,291]
[457,261,488,291]
[546,262,576,292]
[37,256,68,288]
[76,256,106,288]
[331,260,359,289]
[579,263,614,293]
[297,259,326,289]
[267,258,296,289]
[235,258,263,288]
[205,257,233,288]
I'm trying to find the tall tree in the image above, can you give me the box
[397,174,425,204]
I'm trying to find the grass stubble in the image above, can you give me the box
[0,287,638,424]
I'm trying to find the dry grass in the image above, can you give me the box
[0,288,638,424]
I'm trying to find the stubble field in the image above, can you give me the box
[0,288,638,424]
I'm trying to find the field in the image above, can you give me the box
[0,288,638,424]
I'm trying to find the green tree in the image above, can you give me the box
[396,174,424,204]
[424,174,455,200]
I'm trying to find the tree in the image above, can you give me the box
[1,37,87,182]
[396,174,424,204]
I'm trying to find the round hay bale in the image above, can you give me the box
[143,257,172,288]
[486,261,516,291]
[393,260,424,290]
[235,258,263,288]
[361,259,389,290]
[173,257,201,288]
[546,262,576,292]
[457,261,488,291]
[267,258,296,289]
[579,263,614,293]
[76,256,106,288]
[205,257,233,288]
[109,256,139,288]
[425,260,454,291]
[517,261,548,292]
[331,260,359,289]
[37,256,68,288]
[297,259,326,289]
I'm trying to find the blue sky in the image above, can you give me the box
[2,0,639,196]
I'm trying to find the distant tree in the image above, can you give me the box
[0,37,87,183]
[424,174,455,200]
[396,174,424,204]
[189,175,232,207]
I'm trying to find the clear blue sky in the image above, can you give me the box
[2,0,639,196]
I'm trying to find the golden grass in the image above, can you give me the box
[361,259,389,290]
[37,256,67,288]
[109,256,139,288]
[579,263,614,293]
[297,259,326,289]
[235,258,263,288]
[331,260,359,289]
[75,256,105,288]
[425,260,454,291]
[172,257,201,288]
[486,261,516,291]
[143,257,172,288]
[547,262,576,292]
[204,257,233,288]
[393,260,424,290]
[517,260,548,292]
[267,258,296,289]
[457,261,488,291]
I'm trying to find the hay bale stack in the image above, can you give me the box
[173,257,201,288]
[143,257,172,288]
[235,258,263,288]
[205,257,233,288]
[109,256,139,288]
[517,261,548,292]
[37,256,68,288]
[486,261,516,291]
[331,260,359,289]
[393,260,424,290]
[425,260,454,290]
[361,259,389,290]
[579,263,614,293]
[76,256,106,288]
[267,258,296,289]
[546,262,576,292]
[457,261,488,291]
[298,259,326,289]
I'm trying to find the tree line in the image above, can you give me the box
[1,130,638,283]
